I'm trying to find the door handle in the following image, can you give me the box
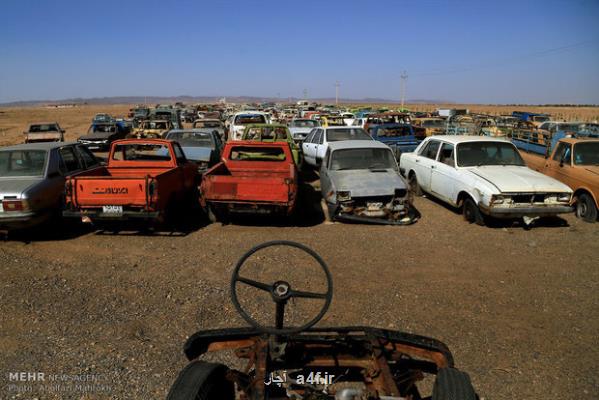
[415,159,420,163]
[431,165,436,169]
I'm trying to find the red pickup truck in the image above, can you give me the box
[63,139,199,225]
[200,141,298,222]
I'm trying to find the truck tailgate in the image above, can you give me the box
[70,176,151,206]
[205,175,290,203]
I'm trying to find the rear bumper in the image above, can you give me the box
[0,211,50,230]
[63,209,160,221]
[480,204,574,218]
[206,200,295,215]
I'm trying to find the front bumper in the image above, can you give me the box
[480,204,574,218]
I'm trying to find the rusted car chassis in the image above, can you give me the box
[183,326,452,399]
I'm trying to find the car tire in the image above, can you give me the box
[432,368,477,400]
[206,206,218,223]
[408,172,422,196]
[166,361,234,400]
[463,198,485,226]
[576,193,597,223]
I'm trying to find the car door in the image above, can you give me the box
[305,129,322,166]
[319,148,333,202]
[315,129,326,165]
[544,142,573,182]
[430,142,459,204]
[301,129,315,164]
[413,139,441,192]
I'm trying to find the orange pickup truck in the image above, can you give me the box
[200,141,298,223]
[63,139,199,225]
[515,135,599,222]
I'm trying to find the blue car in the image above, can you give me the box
[367,124,424,159]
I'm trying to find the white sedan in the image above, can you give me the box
[399,136,573,225]
[302,126,372,167]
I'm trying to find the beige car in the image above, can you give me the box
[131,120,173,139]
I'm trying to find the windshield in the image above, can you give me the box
[290,120,318,128]
[194,121,221,128]
[244,127,289,141]
[91,124,116,133]
[532,116,549,123]
[422,120,445,128]
[0,150,47,177]
[29,124,58,132]
[326,128,371,142]
[144,122,168,130]
[112,144,171,161]
[234,115,267,125]
[375,126,412,137]
[166,131,214,148]
[330,148,397,171]
[457,141,525,167]
[574,142,599,165]
[229,146,286,162]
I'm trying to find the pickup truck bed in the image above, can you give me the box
[200,141,298,220]
[64,139,199,224]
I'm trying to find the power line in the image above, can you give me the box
[411,40,598,77]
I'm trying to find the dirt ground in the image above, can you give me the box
[0,105,598,399]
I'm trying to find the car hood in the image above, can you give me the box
[181,146,213,162]
[0,178,43,198]
[79,132,114,140]
[329,169,406,197]
[468,166,571,193]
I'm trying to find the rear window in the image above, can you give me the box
[112,144,171,161]
[326,128,371,142]
[234,115,267,125]
[229,146,286,162]
[290,120,318,128]
[194,120,222,128]
[166,131,214,148]
[0,150,47,177]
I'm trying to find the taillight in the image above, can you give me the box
[1,199,30,212]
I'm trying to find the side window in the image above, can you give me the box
[323,148,331,168]
[552,143,571,163]
[438,143,455,166]
[423,140,440,160]
[317,129,324,144]
[305,129,315,143]
[75,145,98,168]
[59,147,81,174]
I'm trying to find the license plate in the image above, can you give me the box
[102,205,123,215]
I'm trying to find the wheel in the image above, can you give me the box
[575,193,597,223]
[432,368,477,400]
[408,172,422,196]
[166,361,234,400]
[206,206,218,223]
[462,197,485,226]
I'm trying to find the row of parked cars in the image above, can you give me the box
[1,107,597,234]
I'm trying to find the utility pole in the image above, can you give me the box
[335,81,340,107]
[303,88,308,101]
[400,71,408,110]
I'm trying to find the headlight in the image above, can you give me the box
[491,195,510,204]
[558,193,571,202]
[336,191,351,202]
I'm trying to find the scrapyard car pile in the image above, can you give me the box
[1,102,597,235]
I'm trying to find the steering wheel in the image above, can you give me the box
[230,241,333,335]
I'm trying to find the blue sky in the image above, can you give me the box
[1,0,598,104]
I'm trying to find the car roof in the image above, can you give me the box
[29,121,60,125]
[167,129,215,134]
[426,135,511,145]
[0,141,78,151]
[324,126,363,131]
[327,140,390,151]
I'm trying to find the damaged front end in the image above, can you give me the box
[333,190,419,225]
